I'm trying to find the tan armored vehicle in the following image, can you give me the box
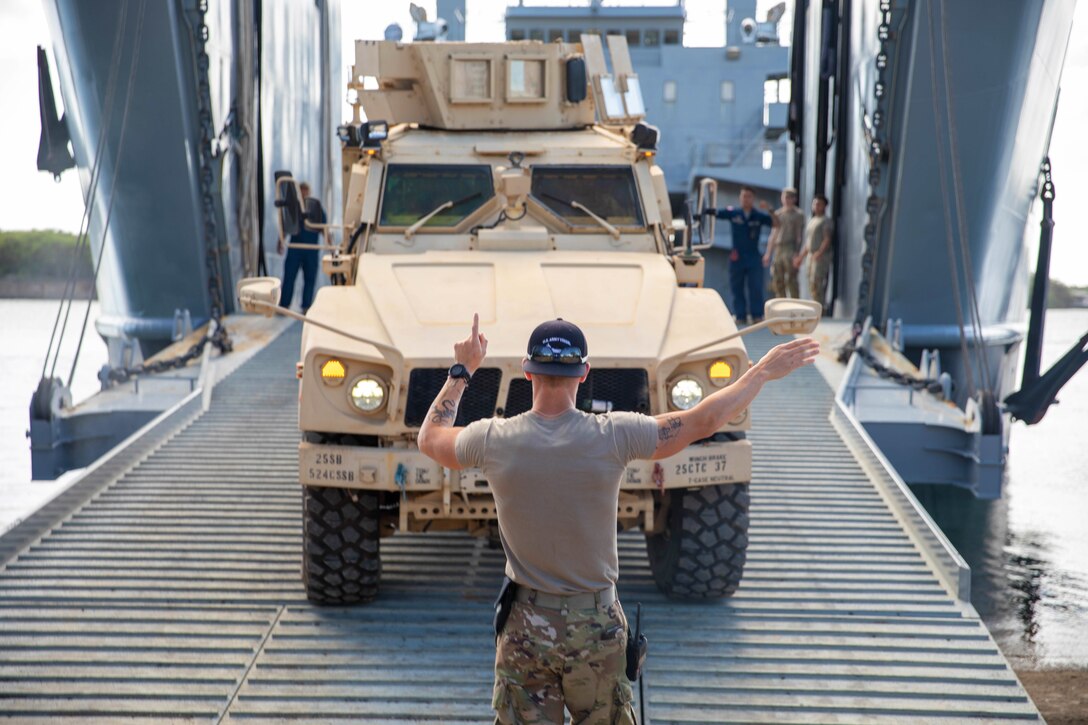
[239,36,819,604]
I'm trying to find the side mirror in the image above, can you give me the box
[764,298,822,335]
[693,177,717,250]
[237,277,281,316]
[663,297,821,363]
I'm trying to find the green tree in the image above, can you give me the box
[0,229,93,280]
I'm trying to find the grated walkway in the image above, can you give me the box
[0,324,1039,722]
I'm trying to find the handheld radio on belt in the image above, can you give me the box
[626,602,649,723]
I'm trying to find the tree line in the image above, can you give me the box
[0,229,92,281]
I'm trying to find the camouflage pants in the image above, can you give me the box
[772,253,800,299]
[493,601,636,724]
[809,258,830,308]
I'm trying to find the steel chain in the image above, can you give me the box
[1040,157,1055,202]
[838,340,947,397]
[852,0,897,337]
[107,0,231,383]
[104,326,221,383]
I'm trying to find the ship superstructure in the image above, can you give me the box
[505,0,790,205]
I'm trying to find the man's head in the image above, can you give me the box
[812,194,828,216]
[739,186,756,211]
[299,181,311,200]
[523,319,590,387]
[782,187,798,208]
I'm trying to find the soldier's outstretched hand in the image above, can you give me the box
[758,337,819,381]
[454,313,488,374]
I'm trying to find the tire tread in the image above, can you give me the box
[646,483,749,599]
[301,485,381,605]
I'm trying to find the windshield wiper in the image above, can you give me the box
[403,192,483,241]
[541,192,621,240]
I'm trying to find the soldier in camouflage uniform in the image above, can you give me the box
[797,194,834,311]
[417,316,819,724]
[493,598,634,723]
[763,187,804,299]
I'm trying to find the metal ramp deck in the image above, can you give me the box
[0,323,1039,723]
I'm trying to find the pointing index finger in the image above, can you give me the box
[472,313,479,338]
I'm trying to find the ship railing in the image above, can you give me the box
[832,339,972,603]
[690,118,786,171]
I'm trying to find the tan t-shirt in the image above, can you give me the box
[775,207,805,255]
[455,409,658,594]
[806,215,833,255]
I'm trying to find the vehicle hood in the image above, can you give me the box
[304,251,737,365]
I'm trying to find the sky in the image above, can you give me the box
[1,0,1086,285]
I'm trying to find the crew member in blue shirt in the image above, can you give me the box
[704,186,778,323]
[278,181,327,313]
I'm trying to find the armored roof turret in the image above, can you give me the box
[349,36,646,131]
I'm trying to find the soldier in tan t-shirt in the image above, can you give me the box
[417,315,818,724]
[763,187,805,299]
[796,194,834,310]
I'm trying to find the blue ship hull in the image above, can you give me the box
[31,0,340,478]
[40,0,340,360]
[793,0,1076,495]
[799,0,1074,402]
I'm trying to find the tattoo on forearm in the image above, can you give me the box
[659,416,683,442]
[430,398,458,425]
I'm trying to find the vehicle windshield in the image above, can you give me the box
[531,166,645,229]
[380,164,493,228]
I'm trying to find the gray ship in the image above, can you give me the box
[789,0,1086,498]
[30,0,340,477]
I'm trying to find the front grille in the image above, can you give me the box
[504,369,651,417]
[504,379,534,417]
[404,368,502,427]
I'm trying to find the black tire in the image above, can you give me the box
[301,485,381,605]
[645,483,750,599]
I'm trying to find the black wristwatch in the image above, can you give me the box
[449,363,472,385]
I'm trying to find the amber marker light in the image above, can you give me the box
[709,360,733,386]
[320,359,347,386]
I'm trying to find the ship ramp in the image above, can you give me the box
[0,322,1040,723]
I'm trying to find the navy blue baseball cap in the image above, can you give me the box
[524,319,589,378]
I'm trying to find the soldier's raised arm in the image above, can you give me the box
[651,337,819,460]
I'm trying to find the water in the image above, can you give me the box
[913,308,1088,670]
[0,299,108,486]
[0,300,1085,668]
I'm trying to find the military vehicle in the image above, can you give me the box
[238,36,819,605]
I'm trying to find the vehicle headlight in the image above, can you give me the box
[670,378,704,410]
[348,375,386,413]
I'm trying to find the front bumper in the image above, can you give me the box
[299,437,751,494]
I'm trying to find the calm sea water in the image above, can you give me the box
[0,299,1085,667]
[913,308,1088,670]
[1,299,107,486]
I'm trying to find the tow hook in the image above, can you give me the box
[652,463,665,492]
